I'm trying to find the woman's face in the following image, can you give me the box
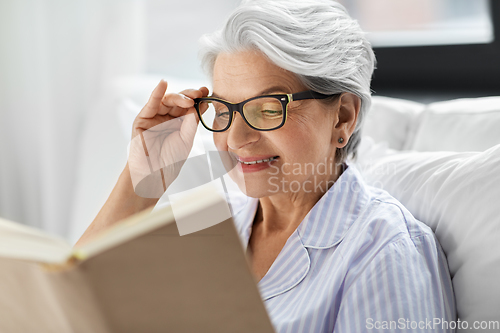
[212,50,343,198]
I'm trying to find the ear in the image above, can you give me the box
[333,93,361,148]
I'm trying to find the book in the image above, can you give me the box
[0,185,275,333]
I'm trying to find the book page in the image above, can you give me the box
[0,217,72,264]
[0,256,110,333]
[72,181,231,260]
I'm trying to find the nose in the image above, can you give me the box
[226,111,260,150]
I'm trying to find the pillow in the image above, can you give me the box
[409,96,500,152]
[356,142,500,323]
[363,96,424,150]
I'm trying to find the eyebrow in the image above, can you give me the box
[211,85,291,101]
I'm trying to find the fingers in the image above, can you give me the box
[138,80,210,121]
[161,93,194,109]
[158,86,210,116]
[134,113,173,132]
[138,80,209,119]
[179,88,202,100]
[139,80,168,118]
[200,87,209,97]
[161,87,208,107]
[180,87,210,99]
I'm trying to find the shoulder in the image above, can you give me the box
[364,188,433,243]
[335,186,449,304]
[336,166,440,262]
[333,179,456,324]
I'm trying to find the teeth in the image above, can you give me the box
[239,156,277,165]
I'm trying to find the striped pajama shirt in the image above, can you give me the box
[232,165,456,333]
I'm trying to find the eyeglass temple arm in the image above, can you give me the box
[290,90,339,102]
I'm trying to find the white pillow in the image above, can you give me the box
[410,96,500,152]
[357,142,500,324]
[363,96,424,150]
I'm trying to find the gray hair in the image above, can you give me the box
[199,0,375,162]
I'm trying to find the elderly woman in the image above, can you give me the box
[78,0,456,331]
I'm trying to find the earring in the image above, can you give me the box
[338,137,344,144]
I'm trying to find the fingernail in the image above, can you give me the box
[182,94,191,100]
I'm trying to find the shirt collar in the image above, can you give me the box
[297,165,370,248]
[233,164,370,250]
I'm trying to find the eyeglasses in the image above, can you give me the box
[193,90,340,132]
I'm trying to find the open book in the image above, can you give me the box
[0,185,275,333]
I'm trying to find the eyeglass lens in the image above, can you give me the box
[198,97,284,131]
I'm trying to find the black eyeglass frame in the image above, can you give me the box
[193,90,340,132]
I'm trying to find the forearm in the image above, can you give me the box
[74,163,158,247]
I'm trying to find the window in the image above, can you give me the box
[339,0,500,94]
[341,0,493,47]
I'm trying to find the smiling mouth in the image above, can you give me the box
[237,156,279,165]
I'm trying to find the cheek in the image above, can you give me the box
[213,132,227,151]
[286,108,332,139]
[285,110,313,129]
[212,132,238,176]
[286,112,329,141]
[282,115,334,160]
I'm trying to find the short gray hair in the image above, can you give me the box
[199,0,375,162]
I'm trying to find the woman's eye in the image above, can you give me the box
[261,109,282,117]
[262,109,281,114]
[216,111,230,119]
[260,102,282,115]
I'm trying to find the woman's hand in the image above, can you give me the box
[128,80,209,198]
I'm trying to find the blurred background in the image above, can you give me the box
[1,0,498,243]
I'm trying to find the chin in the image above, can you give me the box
[227,169,277,198]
